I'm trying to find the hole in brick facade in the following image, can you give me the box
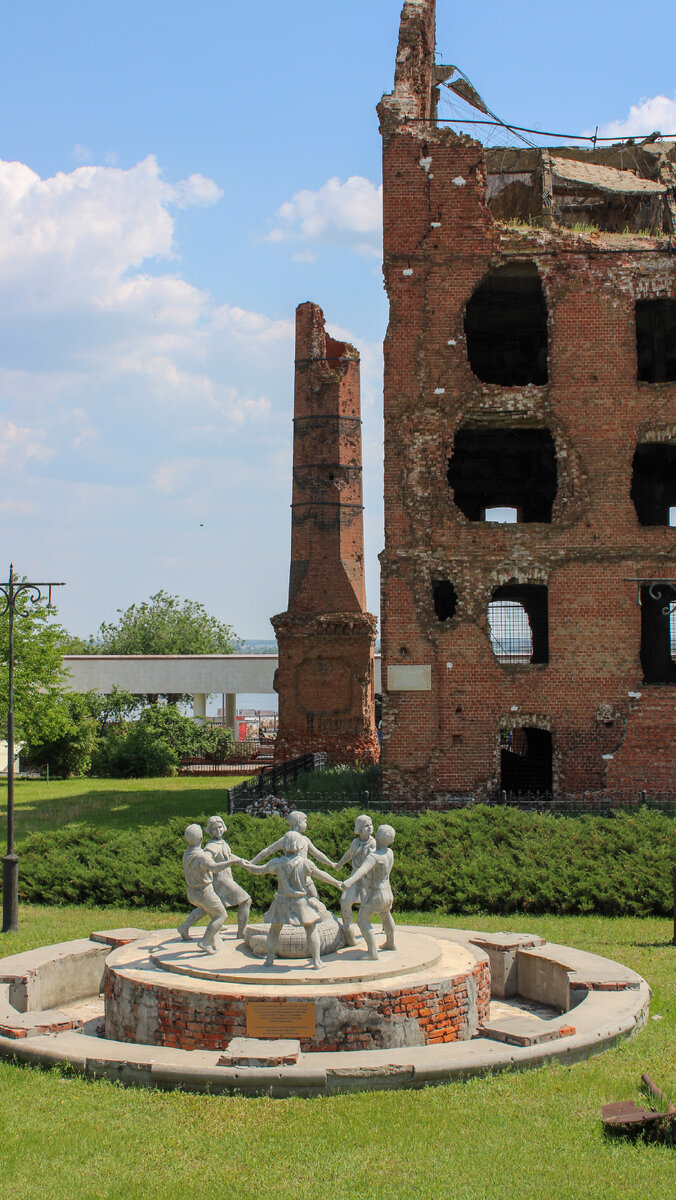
[464,262,548,385]
[640,585,676,684]
[447,428,557,522]
[484,505,518,523]
[432,579,458,621]
[630,443,676,525]
[488,584,549,664]
[636,298,676,382]
[500,726,553,794]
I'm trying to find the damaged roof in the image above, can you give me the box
[550,156,666,195]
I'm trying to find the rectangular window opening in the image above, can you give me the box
[489,584,549,665]
[484,506,519,523]
[640,584,676,684]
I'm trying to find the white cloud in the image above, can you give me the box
[0,417,53,466]
[0,153,384,639]
[267,175,382,257]
[594,94,676,139]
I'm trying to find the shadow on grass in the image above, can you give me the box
[0,782,242,839]
[630,941,676,949]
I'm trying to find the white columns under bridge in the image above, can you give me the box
[63,654,383,729]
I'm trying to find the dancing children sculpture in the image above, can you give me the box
[203,815,251,939]
[178,823,245,954]
[334,814,376,946]
[241,831,343,968]
[341,824,396,960]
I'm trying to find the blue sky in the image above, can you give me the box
[1,0,675,640]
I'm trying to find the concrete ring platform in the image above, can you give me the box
[0,925,651,1097]
[147,928,443,985]
[108,930,487,1051]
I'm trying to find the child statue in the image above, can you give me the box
[204,814,251,939]
[333,814,376,946]
[240,831,343,968]
[250,810,337,903]
[178,823,244,954]
[341,824,396,961]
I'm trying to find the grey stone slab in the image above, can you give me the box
[90,929,149,947]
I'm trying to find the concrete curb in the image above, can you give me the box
[0,925,651,1096]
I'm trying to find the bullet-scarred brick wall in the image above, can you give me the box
[378,1,675,803]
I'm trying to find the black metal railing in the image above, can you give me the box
[225,761,676,816]
[228,753,325,812]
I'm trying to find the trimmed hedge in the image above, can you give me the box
[13,806,676,917]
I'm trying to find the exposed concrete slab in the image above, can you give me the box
[468,932,545,998]
[219,1037,300,1066]
[0,938,109,1010]
[90,929,150,948]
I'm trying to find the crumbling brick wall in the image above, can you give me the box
[378,0,676,802]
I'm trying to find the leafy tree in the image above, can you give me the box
[87,590,241,656]
[24,693,100,778]
[87,686,141,735]
[0,595,71,747]
[91,703,204,778]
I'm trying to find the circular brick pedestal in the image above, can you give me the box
[105,929,490,1053]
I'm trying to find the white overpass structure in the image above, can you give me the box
[63,654,383,728]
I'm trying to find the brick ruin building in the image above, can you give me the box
[272,302,379,765]
[378,0,676,802]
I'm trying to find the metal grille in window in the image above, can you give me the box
[488,601,532,663]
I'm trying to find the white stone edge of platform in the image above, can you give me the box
[0,925,651,1097]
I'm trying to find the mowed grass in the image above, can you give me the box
[0,905,674,1200]
[0,775,250,840]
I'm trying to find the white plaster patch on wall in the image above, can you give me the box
[447,339,456,346]
[434,387,445,394]
[402,268,414,276]
[431,221,441,228]
[453,176,466,187]
[419,157,433,173]
[388,665,432,691]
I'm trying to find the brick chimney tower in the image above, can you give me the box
[272,302,379,765]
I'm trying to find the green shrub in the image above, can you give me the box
[91,723,178,778]
[14,806,676,916]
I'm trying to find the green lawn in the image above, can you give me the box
[0,775,251,841]
[0,905,674,1200]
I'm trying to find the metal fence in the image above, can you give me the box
[227,765,676,816]
[228,753,324,812]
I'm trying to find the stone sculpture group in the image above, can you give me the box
[179,810,396,967]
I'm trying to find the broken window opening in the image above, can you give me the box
[640,585,676,684]
[464,262,548,386]
[488,584,549,665]
[448,428,557,522]
[484,506,518,523]
[636,299,676,383]
[432,579,458,622]
[500,726,553,794]
[630,443,676,526]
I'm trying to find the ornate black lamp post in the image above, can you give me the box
[1,564,65,933]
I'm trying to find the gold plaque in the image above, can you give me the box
[246,1001,316,1039]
